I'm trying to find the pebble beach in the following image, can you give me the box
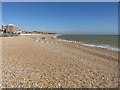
[1,34,119,88]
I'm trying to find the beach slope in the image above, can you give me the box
[2,35,118,88]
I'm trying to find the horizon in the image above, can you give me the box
[2,2,118,35]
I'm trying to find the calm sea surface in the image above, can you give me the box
[58,35,119,51]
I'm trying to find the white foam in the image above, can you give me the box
[53,36,120,51]
[78,42,120,51]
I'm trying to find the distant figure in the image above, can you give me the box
[3,29,6,33]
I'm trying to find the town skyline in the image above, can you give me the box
[0,24,56,35]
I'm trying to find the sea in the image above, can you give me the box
[57,35,120,51]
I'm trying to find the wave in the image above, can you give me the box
[53,36,120,51]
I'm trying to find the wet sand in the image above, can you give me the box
[1,35,118,88]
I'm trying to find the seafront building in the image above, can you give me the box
[2,24,19,34]
[0,29,3,34]
[1,24,56,35]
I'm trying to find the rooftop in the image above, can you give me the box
[8,24,15,26]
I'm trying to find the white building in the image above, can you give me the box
[2,24,19,33]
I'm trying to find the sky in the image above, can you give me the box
[2,2,118,35]
[2,0,120,2]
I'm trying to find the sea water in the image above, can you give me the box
[57,35,120,51]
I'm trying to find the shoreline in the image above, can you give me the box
[54,34,119,51]
[2,35,118,88]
